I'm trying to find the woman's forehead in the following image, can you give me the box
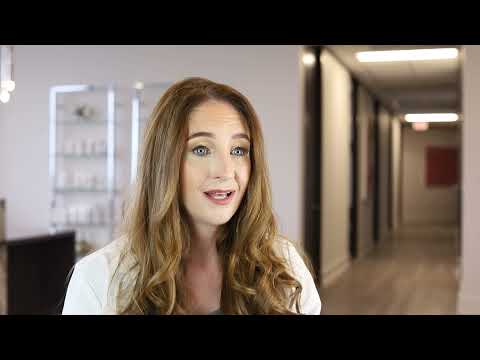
[188,100,249,135]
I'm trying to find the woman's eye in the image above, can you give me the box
[231,147,249,156]
[192,145,210,156]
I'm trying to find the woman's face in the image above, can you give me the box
[180,100,251,230]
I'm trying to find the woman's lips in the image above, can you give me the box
[203,191,236,206]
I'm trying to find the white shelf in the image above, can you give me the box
[53,223,110,228]
[56,119,123,126]
[55,153,109,159]
[53,188,116,194]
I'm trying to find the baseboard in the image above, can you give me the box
[322,256,350,288]
[457,291,480,314]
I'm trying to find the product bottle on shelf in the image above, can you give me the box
[96,139,107,156]
[80,139,87,156]
[57,171,67,189]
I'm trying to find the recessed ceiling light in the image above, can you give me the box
[302,53,316,66]
[356,48,458,62]
[405,113,459,123]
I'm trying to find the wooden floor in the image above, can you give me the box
[319,225,461,315]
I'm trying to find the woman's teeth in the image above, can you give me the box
[212,192,228,199]
[205,191,232,200]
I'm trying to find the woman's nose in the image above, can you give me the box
[210,152,235,179]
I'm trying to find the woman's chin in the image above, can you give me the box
[210,217,234,226]
[201,212,236,227]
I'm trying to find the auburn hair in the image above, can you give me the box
[114,77,305,314]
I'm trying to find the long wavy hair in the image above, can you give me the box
[115,77,306,314]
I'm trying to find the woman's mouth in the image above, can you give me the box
[203,190,236,205]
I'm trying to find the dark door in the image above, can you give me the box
[303,45,323,286]
[349,79,359,259]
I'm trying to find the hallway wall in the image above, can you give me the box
[459,45,480,314]
[391,116,403,229]
[319,50,394,286]
[356,85,376,258]
[320,50,352,286]
[378,106,392,240]
[402,126,460,225]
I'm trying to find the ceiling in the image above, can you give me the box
[326,45,462,117]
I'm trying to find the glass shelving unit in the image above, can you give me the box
[49,84,120,260]
[49,81,171,259]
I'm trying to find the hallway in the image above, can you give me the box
[319,226,460,315]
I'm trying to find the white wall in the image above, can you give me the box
[0,45,304,246]
[459,45,480,314]
[402,126,460,225]
[356,85,375,258]
[320,50,352,286]
[0,199,5,241]
[391,116,402,230]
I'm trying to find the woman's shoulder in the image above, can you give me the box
[273,234,322,315]
[273,234,305,268]
[74,235,127,277]
[62,236,129,314]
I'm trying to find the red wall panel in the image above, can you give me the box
[426,147,458,187]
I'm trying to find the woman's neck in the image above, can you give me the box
[187,222,220,266]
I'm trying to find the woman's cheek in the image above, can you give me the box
[237,161,251,189]
[185,155,209,172]
[182,158,207,194]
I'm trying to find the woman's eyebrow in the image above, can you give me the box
[187,132,250,141]
[232,133,250,141]
[187,131,214,140]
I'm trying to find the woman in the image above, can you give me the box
[62,77,321,315]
